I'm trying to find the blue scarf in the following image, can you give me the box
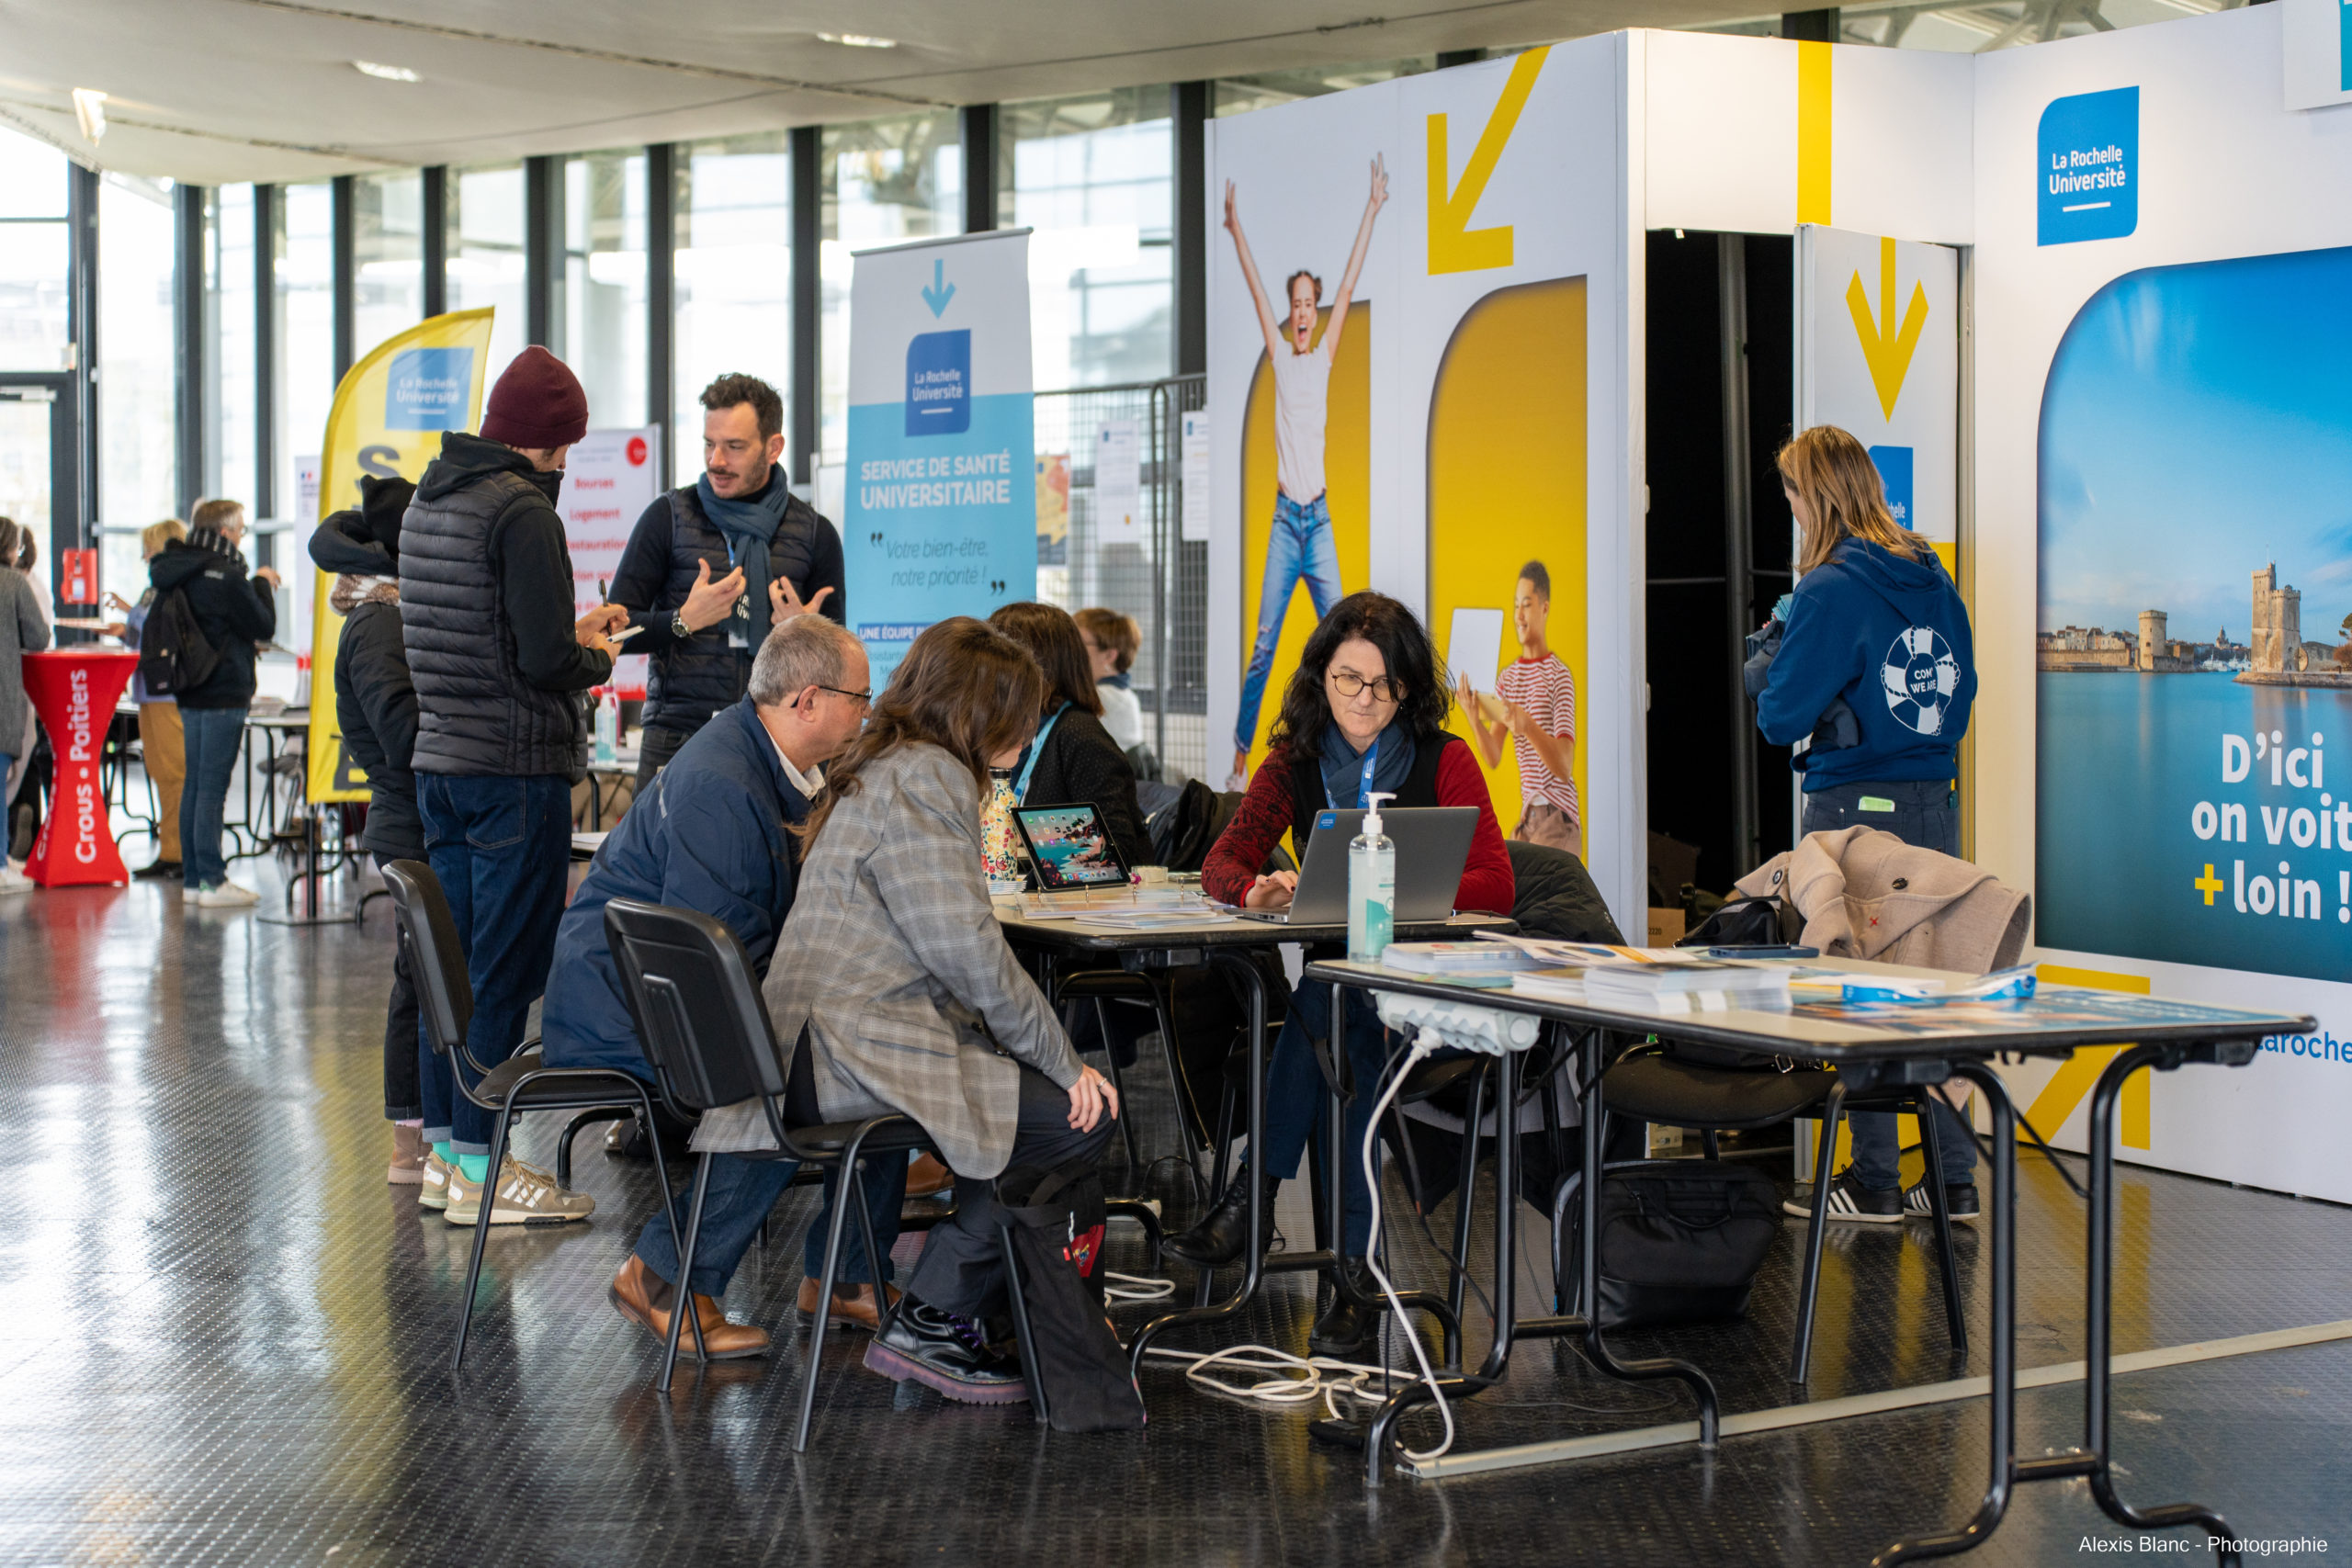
[1318,717,1415,810]
[1100,671,1132,691]
[695,468,792,647]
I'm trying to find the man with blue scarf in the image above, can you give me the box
[610,373,846,789]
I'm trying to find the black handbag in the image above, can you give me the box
[1552,1160,1782,1329]
[997,1160,1147,1434]
[1678,892,1803,950]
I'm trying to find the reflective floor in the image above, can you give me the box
[2,857,2347,1566]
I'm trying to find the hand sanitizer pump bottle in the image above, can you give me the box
[1349,791,1397,964]
[594,687,618,766]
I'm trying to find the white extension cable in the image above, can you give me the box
[1126,1029,1461,1463]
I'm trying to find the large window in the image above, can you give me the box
[676,134,792,482]
[275,183,334,520]
[99,175,177,544]
[209,185,257,511]
[355,170,423,361]
[1001,89,1173,389]
[820,113,961,466]
[0,124,70,374]
[1213,58,1437,117]
[560,151,647,428]
[447,164,526,395]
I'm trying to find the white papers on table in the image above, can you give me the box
[1473,932,1715,967]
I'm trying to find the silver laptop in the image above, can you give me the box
[1230,807,1478,925]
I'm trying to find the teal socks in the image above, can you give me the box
[457,1153,491,1183]
[433,1140,453,1166]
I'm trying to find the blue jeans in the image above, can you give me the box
[1259,978,1389,1255]
[1235,491,1342,754]
[1803,779,1973,1189]
[177,705,246,889]
[416,773,571,1154]
[635,1151,908,1300]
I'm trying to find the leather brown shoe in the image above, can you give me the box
[796,1276,902,1332]
[905,1153,954,1197]
[608,1255,770,1359]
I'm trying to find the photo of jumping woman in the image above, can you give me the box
[1227,153,1388,790]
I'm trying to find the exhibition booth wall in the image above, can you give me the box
[1206,6,2352,1202]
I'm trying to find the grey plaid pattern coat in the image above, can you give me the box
[693,741,1081,1179]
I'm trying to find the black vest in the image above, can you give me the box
[1284,732,1455,856]
[401,467,584,778]
[641,485,835,737]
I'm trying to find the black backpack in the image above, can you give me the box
[1552,1159,1782,1329]
[137,586,219,697]
[997,1159,1147,1433]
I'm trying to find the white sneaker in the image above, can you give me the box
[192,881,261,908]
[0,865,32,896]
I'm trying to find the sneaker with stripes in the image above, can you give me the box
[1903,1179,1980,1223]
[1784,1169,1903,1223]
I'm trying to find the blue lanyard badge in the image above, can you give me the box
[1012,702,1071,805]
[1324,735,1379,810]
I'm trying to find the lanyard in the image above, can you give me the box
[1012,703,1071,805]
[1324,734,1380,810]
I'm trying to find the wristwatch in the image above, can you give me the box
[671,611,692,639]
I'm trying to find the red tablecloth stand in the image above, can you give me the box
[23,650,141,887]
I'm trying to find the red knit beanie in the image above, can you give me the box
[481,345,589,449]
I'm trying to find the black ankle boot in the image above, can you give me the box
[1163,1168,1278,1269]
[1309,1258,1377,1359]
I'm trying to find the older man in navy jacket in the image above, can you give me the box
[543,614,898,1359]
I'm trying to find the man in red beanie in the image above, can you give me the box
[397,344,630,1225]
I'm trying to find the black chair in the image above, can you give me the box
[601,897,1034,1443]
[379,861,688,1372]
[1600,1043,1968,1382]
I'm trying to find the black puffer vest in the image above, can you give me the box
[640,485,835,736]
[1284,732,1453,852]
[401,445,583,778]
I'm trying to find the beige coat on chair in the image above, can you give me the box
[694,741,1082,1179]
[1734,826,2030,975]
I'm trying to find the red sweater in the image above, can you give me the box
[1203,739,1515,915]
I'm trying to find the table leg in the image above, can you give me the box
[1876,1061,2017,1564]
[2076,1044,2236,1551]
[1127,950,1274,1371]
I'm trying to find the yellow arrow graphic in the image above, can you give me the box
[1426,46,1547,276]
[1844,235,1929,420]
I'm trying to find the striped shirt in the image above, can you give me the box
[1495,654,1578,823]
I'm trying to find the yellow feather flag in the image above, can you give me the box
[306,310,496,804]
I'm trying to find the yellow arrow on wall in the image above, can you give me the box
[1844,235,1928,420]
[1426,46,1548,276]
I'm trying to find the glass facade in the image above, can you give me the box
[447,164,526,395]
[1213,58,1436,117]
[560,151,647,429]
[676,134,792,483]
[98,175,178,549]
[0,125,70,373]
[820,113,961,466]
[1001,88,1173,390]
[355,170,423,362]
[276,183,334,521]
[210,185,257,512]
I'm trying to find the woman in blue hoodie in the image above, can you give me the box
[1756,424,1981,1223]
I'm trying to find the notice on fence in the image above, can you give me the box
[843,231,1038,687]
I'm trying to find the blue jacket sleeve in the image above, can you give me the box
[1755,583,1859,749]
[653,770,786,976]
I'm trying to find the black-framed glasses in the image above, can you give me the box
[816,684,872,709]
[1328,669,1402,704]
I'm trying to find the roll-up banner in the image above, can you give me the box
[306,309,496,805]
[842,230,1037,689]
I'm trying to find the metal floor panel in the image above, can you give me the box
[2,869,2346,1566]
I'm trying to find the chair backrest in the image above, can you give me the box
[380,859,471,1064]
[603,897,792,1129]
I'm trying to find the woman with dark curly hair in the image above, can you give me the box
[1166,591,1510,1354]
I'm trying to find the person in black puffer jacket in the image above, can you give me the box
[398,346,628,1224]
[311,473,430,1184]
[987,601,1152,869]
[608,372,846,787]
[148,497,279,906]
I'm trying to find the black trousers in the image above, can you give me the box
[905,1066,1118,1319]
[376,852,424,1121]
[632,723,695,789]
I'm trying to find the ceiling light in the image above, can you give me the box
[353,60,422,82]
[817,32,898,48]
[71,88,107,142]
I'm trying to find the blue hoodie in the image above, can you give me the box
[1757,538,1975,792]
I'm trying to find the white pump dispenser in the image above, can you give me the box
[1349,790,1397,964]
